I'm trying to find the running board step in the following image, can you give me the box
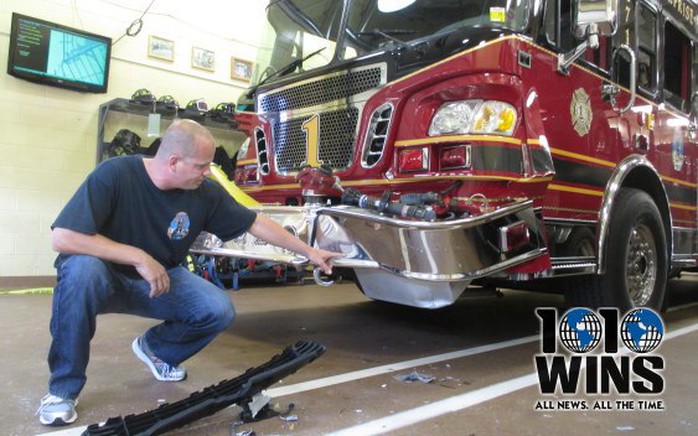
[550,255,597,276]
[82,340,326,436]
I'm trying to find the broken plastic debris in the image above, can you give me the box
[231,420,255,436]
[616,426,635,431]
[393,371,435,384]
[280,414,298,422]
[247,393,272,418]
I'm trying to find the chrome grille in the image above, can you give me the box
[254,127,269,175]
[259,67,383,113]
[362,103,394,167]
[273,108,359,173]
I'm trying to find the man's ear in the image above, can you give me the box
[168,153,181,171]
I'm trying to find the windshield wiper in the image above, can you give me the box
[246,47,326,99]
[357,28,415,45]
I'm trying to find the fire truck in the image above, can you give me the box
[192,0,698,311]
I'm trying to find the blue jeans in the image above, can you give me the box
[47,255,235,400]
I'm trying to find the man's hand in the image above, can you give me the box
[247,214,344,275]
[306,247,344,275]
[135,253,170,298]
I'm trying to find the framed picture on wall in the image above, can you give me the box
[231,57,254,82]
[192,47,215,71]
[148,36,174,62]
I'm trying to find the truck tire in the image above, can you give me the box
[564,188,667,311]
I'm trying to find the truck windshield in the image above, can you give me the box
[252,0,530,86]
[346,0,530,54]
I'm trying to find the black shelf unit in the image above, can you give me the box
[97,98,239,164]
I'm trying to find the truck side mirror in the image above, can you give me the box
[558,0,618,73]
[573,0,617,38]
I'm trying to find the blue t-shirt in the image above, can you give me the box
[52,155,257,270]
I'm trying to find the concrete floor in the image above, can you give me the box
[2,276,698,435]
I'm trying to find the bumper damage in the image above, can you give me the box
[190,199,547,308]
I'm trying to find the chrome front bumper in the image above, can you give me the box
[189,199,546,282]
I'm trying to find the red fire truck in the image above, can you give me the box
[193,0,698,310]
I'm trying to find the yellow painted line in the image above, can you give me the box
[670,202,697,211]
[516,176,553,184]
[453,195,545,203]
[241,183,300,192]
[547,149,697,189]
[544,205,598,214]
[0,287,53,295]
[549,148,616,169]
[548,183,604,197]
[395,135,521,147]
[237,159,257,166]
[550,149,695,188]
[339,175,548,185]
[347,176,552,185]
[341,176,525,185]
[241,175,551,192]
[662,175,698,188]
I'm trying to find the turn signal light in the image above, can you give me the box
[236,166,259,184]
[440,145,471,170]
[398,147,428,172]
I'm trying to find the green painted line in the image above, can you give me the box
[0,287,54,295]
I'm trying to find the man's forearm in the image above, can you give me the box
[246,214,312,257]
[51,227,148,267]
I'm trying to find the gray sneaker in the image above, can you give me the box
[132,335,187,382]
[37,394,78,426]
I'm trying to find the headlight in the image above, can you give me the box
[429,100,517,136]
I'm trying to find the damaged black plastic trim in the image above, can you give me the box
[82,340,326,436]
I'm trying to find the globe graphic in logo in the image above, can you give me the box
[558,308,603,353]
[620,309,664,353]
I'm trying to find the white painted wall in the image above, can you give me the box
[0,0,267,277]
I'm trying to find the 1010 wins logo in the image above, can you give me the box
[534,308,665,412]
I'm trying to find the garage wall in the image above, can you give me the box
[0,0,266,282]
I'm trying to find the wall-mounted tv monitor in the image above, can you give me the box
[7,12,111,93]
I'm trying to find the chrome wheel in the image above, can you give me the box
[626,223,657,306]
[564,188,667,311]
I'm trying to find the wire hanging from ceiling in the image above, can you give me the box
[112,0,156,45]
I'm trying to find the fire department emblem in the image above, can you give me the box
[672,133,685,172]
[570,88,592,136]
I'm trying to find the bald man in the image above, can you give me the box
[38,119,340,426]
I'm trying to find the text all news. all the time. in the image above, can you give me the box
[535,399,665,411]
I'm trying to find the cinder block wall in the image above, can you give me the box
[0,0,265,282]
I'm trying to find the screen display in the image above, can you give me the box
[7,12,111,93]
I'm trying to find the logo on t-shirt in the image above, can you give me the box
[167,211,190,240]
